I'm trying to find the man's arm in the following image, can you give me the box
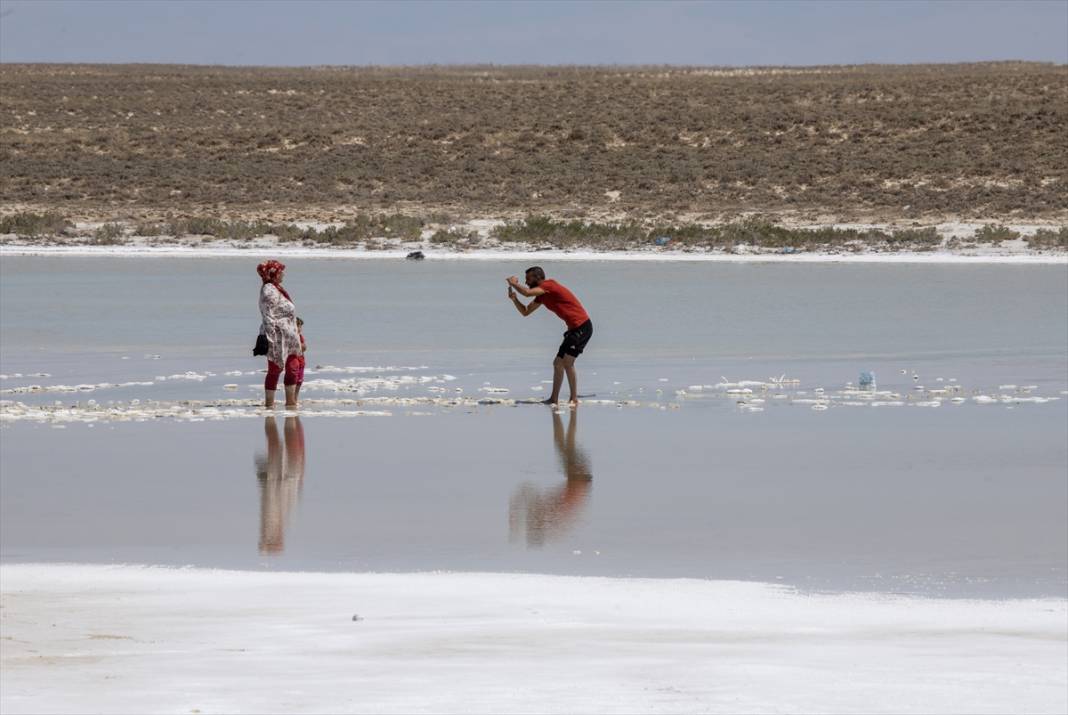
[507,276,547,298]
[509,286,543,317]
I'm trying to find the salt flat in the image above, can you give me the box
[2,564,1065,715]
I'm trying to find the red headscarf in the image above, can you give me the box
[256,260,292,301]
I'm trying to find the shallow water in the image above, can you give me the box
[1,257,1066,597]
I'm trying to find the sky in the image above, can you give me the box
[0,0,1065,67]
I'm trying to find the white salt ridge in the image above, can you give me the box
[303,374,456,395]
[0,394,661,424]
[5,241,1067,265]
[674,375,1066,413]
[0,380,154,395]
[156,371,212,382]
[974,394,1061,405]
[312,364,430,374]
[0,399,394,424]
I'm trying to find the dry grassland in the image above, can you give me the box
[1,63,1065,223]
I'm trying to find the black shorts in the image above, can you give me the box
[557,319,593,359]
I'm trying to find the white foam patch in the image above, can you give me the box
[312,365,430,374]
[301,374,457,395]
[672,376,1065,413]
[0,394,663,424]
[1,564,1063,715]
[0,380,155,395]
[0,399,394,424]
[158,371,211,382]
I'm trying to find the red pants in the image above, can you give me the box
[265,355,301,391]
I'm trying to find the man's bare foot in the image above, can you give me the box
[542,398,558,405]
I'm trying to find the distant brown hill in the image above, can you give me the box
[1,63,1064,222]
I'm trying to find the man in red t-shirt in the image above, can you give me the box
[507,266,593,405]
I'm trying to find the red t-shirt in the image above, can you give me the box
[534,279,589,330]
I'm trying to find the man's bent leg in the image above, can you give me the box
[562,354,578,403]
[548,356,565,404]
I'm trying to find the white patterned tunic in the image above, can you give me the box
[258,283,300,367]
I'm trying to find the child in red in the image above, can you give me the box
[294,317,307,404]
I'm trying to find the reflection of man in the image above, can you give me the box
[509,409,593,547]
[254,415,306,554]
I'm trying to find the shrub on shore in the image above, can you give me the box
[2,210,1064,253]
[92,223,126,245]
[492,216,646,248]
[0,211,73,237]
[430,228,477,245]
[1028,227,1068,250]
[490,217,945,252]
[974,224,1020,244]
[124,215,423,244]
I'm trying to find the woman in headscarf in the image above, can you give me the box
[257,260,301,408]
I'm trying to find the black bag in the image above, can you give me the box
[253,333,269,357]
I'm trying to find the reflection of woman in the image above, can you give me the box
[509,410,592,547]
[254,415,306,554]
[257,260,301,408]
